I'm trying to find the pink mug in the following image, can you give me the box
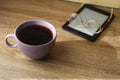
[5,20,56,59]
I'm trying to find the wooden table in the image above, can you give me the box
[0,0,120,79]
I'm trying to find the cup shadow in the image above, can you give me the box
[39,40,120,78]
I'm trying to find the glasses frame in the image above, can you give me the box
[71,13,102,34]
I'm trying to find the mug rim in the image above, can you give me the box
[14,20,57,47]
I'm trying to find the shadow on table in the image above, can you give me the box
[32,40,120,78]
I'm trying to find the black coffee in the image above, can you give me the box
[17,25,53,45]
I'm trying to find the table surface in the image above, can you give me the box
[0,0,120,79]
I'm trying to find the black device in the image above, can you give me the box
[62,4,114,42]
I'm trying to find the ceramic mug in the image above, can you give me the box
[5,20,56,59]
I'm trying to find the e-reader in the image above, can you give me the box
[62,4,114,41]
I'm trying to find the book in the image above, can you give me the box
[65,0,120,8]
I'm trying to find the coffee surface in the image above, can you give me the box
[17,25,53,45]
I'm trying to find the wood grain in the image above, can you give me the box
[0,0,120,79]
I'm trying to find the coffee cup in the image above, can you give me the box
[5,20,56,59]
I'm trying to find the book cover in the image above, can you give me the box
[65,0,120,8]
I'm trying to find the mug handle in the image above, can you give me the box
[5,34,17,48]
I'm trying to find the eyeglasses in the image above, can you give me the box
[70,13,102,34]
[68,8,113,35]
